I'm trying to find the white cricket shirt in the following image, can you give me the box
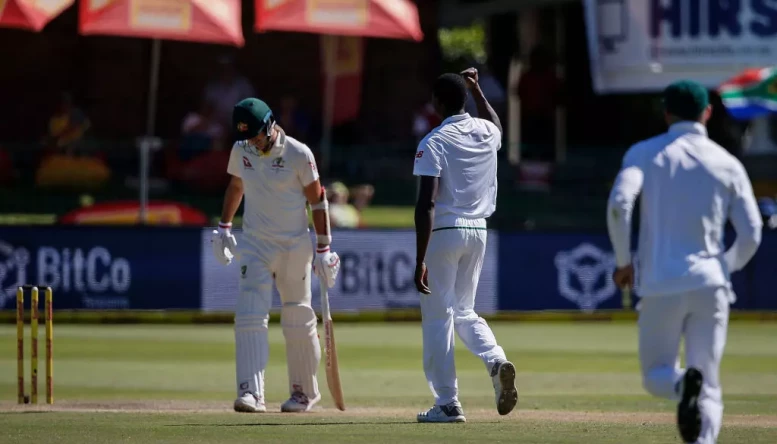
[227,129,319,241]
[413,113,502,229]
[607,122,763,299]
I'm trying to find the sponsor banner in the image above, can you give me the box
[583,0,777,93]
[0,226,202,310]
[499,233,628,312]
[201,229,499,314]
[737,227,777,310]
[498,229,774,312]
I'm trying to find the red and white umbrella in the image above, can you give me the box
[255,0,423,173]
[79,0,245,136]
[255,0,423,41]
[79,0,245,222]
[80,0,244,47]
[0,0,73,31]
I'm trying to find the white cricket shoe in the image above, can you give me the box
[233,392,266,413]
[491,360,518,415]
[417,402,466,423]
[280,391,320,413]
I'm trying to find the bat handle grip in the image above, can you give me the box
[621,287,632,310]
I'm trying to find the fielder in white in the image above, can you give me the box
[607,81,762,443]
[212,98,341,413]
[412,69,518,423]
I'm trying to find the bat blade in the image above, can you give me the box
[320,284,345,411]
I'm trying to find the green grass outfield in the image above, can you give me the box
[1,323,776,443]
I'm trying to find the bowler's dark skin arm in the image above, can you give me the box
[470,85,502,135]
[415,176,439,263]
[414,175,439,294]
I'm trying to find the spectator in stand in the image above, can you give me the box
[516,45,562,162]
[204,55,255,129]
[165,98,230,192]
[36,93,109,189]
[43,92,91,156]
[180,98,226,162]
[326,181,375,228]
[328,181,360,228]
[413,100,442,144]
[278,96,312,143]
[350,183,375,213]
[706,90,748,159]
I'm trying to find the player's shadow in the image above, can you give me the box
[169,421,499,427]
[169,421,413,427]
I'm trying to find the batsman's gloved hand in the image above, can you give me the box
[313,247,340,288]
[211,222,237,266]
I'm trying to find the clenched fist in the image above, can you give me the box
[460,68,479,89]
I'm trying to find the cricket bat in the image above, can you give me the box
[320,284,345,411]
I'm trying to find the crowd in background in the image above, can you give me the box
[0,51,378,227]
[0,21,774,230]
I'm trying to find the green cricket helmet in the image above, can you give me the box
[233,98,276,141]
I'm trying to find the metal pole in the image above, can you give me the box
[507,57,522,166]
[140,39,162,224]
[139,140,150,224]
[146,39,161,137]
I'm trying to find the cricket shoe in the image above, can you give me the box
[233,392,266,413]
[491,360,518,415]
[280,391,321,413]
[417,402,466,423]
[677,368,704,443]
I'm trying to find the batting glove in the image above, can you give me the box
[313,246,340,288]
[211,222,237,266]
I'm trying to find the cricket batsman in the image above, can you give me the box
[413,69,518,423]
[607,80,762,443]
[211,98,341,413]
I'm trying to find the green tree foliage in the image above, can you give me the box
[438,22,487,70]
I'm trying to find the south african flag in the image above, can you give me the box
[719,67,777,121]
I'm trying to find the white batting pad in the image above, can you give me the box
[235,314,269,398]
[281,303,321,399]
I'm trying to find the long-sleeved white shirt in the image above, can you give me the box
[607,121,763,299]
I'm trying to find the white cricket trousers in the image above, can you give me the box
[234,232,320,401]
[421,225,507,406]
[638,286,731,444]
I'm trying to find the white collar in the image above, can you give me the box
[441,113,471,126]
[261,128,286,157]
[668,121,707,137]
